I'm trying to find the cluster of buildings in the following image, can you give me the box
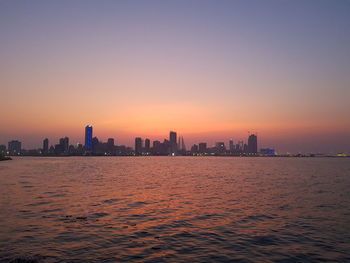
[0,125,277,157]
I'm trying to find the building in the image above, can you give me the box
[43,138,49,155]
[107,138,115,155]
[199,143,207,154]
[92,137,100,154]
[76,143,84,155]
[0,145,6,154]
[191,144,199,154]
[235,141,244,153]
[8,140,21,155]
[68,145,76,155]
[229,139,234,153]
[59,137,69,153]
[243,143,248,153]
[169,131,177,154]
[215,142,226,154]
[135,137,142,155]
[54,137,69,155]
[49,145,55,155]
[152,140,161,155]
[144,138,150,153]
[85,125,93,151]
[247,134,258,154]
[163,139,171,155]
[260,148,275,155]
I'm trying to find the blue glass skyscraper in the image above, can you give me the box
[85,125,93,151]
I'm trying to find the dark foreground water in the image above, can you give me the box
[0,157,349,263]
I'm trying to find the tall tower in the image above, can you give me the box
[229,139,234,153]
[43,138,49,155]
[85,125,93,151]
[169,131,177,154]
[247,134,258,154]
[135,137,142,155]
[144,138,150,152]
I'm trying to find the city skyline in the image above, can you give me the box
[0,123,349,155]
[1,125,264,155]
[1,1,350,153]
[0,124,348,156]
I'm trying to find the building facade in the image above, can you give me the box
[85,125,93,151]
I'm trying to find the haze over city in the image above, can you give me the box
[1,0,350,153]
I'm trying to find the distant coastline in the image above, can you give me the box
[5,155,349,158]
[0,154,11,161]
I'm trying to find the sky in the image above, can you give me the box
[1,0,350,153]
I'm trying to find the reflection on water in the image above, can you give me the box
[0,157,350,262]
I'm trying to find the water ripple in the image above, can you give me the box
[0,157,350,262]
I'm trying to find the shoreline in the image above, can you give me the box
[5,155,349,158]
[0,156,12,161]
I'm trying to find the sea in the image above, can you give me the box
[0,157,349,262]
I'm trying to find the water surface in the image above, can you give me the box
[0,157,349,262]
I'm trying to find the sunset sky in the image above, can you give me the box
[1,0,349,153]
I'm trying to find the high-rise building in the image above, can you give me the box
[59,137,69,153]
[229,139,234,153]
[190,144,198,154]
[85,125,93,151]
[76,143,84,155]
[135,137,142,155]
[107,138,115,155]
[236,141,244,153]
[8,140,21,155]
[152,140,161,155]
[199,143,207,153]
[247,134,258,154]
[163,139,171,155]
[43,138,49,155]
[169,131,177,154]
[144,138,150,152]
[92,137,99,153]
[243,143,248,153]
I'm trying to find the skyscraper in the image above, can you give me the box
[135,137,142,155]
[144,138,150,152]
[85,125,93,151]
[229,139,234,153]
[169,131,177,154]
[43,138,49,155]
[247,134,258,154]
